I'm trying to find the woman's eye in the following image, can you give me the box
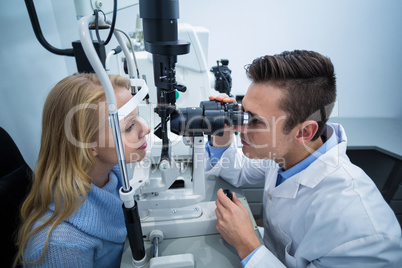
[126,123,135,132]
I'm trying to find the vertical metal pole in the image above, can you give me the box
[109,113,130,192]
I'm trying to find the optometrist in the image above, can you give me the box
[205,50,402,268]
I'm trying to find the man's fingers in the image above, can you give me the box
[217,188,234,209]
[216,94,230,100]
[232,192,248,213]
[232,192,242,205]
[209,94,236,103]
[222,97,236,103]
[215,206,222,219]
[215,196,223,210]
[209,94,227,101]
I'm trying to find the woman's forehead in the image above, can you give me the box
[121,108,139,123]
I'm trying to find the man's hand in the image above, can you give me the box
[215,188,261,260]
[209,94,236,104]
[208,94,236,148]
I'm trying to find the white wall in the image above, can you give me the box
[179,0,402,119]
[0,1,71,169]
[1,0,401,169]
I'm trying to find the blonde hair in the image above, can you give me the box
[15,73,130,266]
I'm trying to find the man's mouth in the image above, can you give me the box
[241,138,250,146]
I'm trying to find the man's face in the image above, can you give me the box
[236,82,295,163]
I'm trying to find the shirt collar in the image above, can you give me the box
[278,125,337,181]
[271,123,348,198]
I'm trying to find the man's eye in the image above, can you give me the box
[250,118,262,125]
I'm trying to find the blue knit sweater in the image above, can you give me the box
[24,166,127,268]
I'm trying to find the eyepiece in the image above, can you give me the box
[170,101,251,136]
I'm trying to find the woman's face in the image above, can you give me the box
[94,86,150,166]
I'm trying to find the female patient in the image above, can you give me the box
[15,73,149,267]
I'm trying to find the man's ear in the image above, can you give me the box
[295,120,319,145]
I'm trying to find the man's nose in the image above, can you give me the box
[234,124,248,133]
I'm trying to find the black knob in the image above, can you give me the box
[223,189,233,201]
[174,83,187,92]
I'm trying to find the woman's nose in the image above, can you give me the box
[140,120,150,137]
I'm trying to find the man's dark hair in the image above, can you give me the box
[245,50,336,140]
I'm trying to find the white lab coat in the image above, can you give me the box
[205,123,402,268]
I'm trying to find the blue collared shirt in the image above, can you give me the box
[276,125,338,186]
[241,245,263,267]
[205,141,230,166]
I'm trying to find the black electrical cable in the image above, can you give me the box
[115,28,141,79]
[94,10,107,43]
[93,0,117,46]
[24,0,74,56]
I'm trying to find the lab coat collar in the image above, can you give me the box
[270,123,347,198]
